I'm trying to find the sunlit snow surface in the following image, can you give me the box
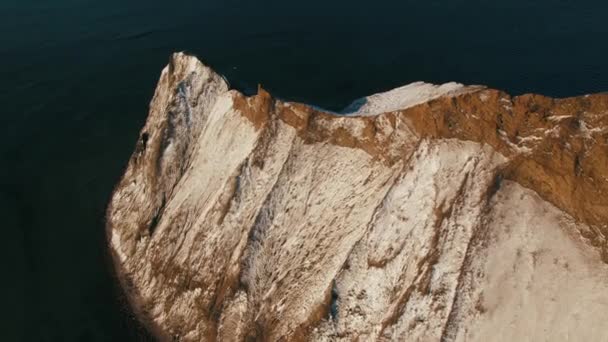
[341,81,483,116]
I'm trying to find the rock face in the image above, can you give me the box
[107,53,608,341]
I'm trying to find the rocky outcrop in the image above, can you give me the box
[107,52,608,341]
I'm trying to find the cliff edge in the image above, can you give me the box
[107,53,608,341]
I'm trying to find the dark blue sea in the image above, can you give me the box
[1,1,607,340]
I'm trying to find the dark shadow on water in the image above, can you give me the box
[339,97,368,115]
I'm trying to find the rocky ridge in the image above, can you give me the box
[107,53,608,341]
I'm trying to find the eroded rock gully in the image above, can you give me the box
[107,53,608,341]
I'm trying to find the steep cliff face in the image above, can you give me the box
[107,53,608,341]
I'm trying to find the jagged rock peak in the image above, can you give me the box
[107,52,608,341]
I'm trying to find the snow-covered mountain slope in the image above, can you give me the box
[107,53,608,341]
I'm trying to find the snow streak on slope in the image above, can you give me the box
[311,140,506,341]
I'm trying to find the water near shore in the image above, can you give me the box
[2,1,607,340]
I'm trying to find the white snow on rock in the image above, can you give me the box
[341,81,483,116]
[449,181,608,342]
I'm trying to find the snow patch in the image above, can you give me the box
[548,115,572,122]
[579,120,606,139]
[499,130,532,155]
[111,230,128,263]
[517,135,543,144]
[341,82,483,116]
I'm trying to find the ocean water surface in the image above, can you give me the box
[2,0,607,340]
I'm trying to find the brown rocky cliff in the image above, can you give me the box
[237,87,608,243]
[396,91,608,253]
[107,53,608,341]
